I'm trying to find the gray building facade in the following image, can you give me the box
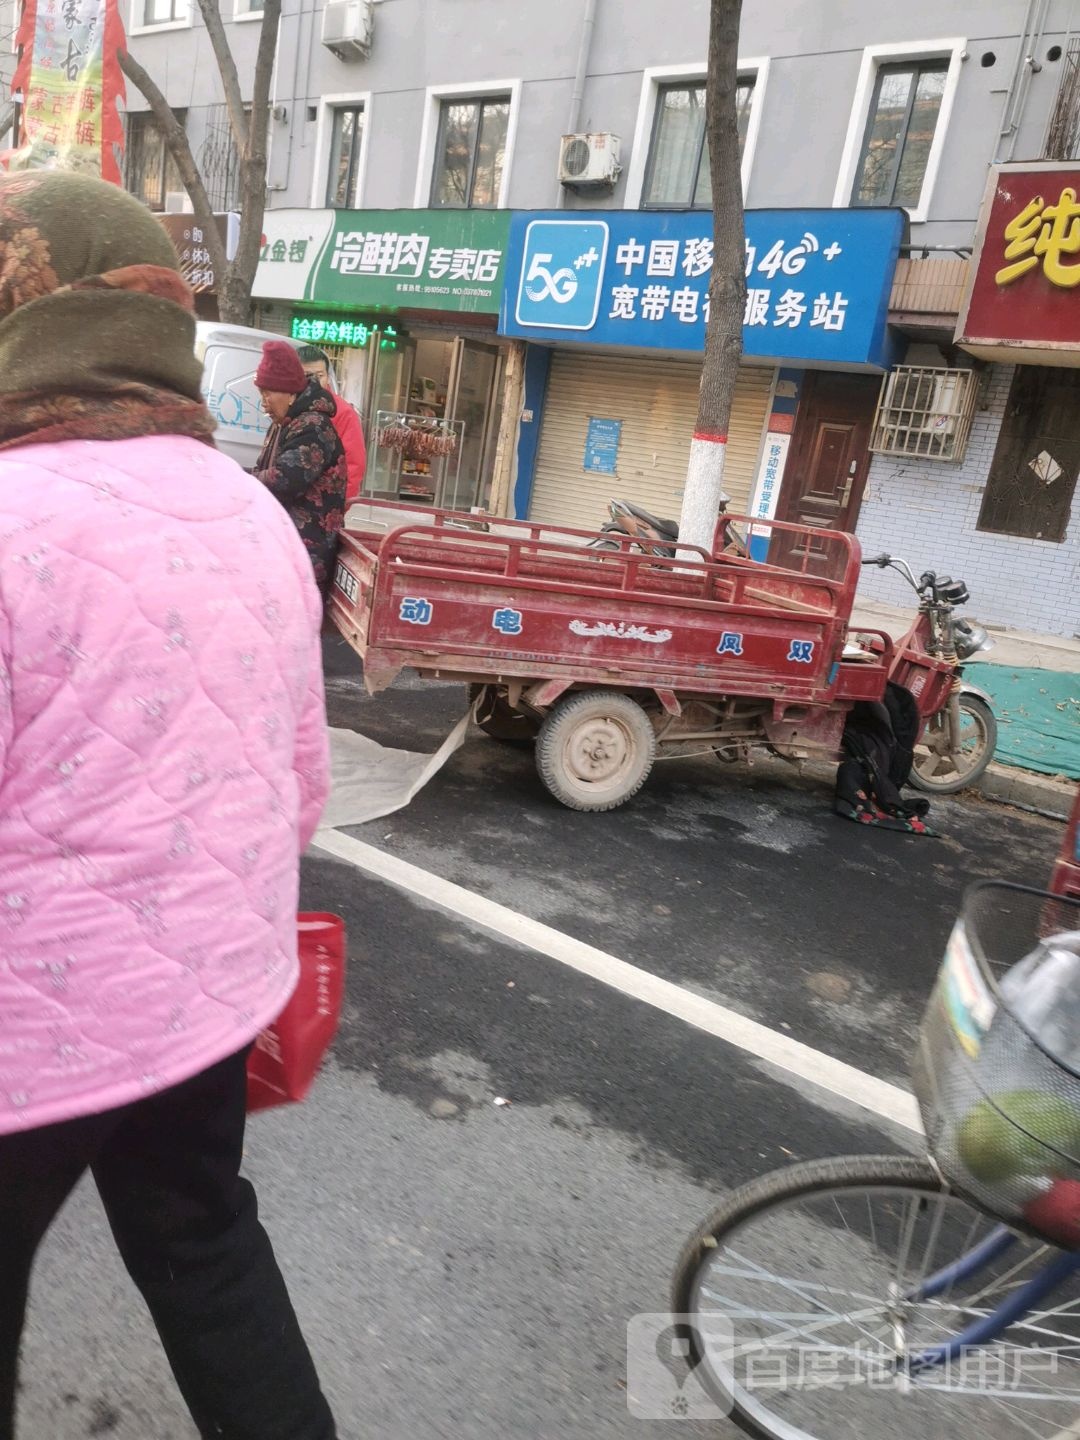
[127,0,1076,239]
[127,0,1080,637]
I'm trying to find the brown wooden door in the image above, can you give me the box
[772,373,880,571]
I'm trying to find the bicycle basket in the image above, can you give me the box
[914,882,1080,1246]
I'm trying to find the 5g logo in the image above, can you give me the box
[514,219,609,331]
[524,253,579,304]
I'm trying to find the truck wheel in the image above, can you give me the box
[535,691,656,812]
[468,685,540,745]
[908,694,998,795]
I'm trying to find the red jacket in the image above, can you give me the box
[330,397,367,503]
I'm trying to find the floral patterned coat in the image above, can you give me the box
[255,379,348,589]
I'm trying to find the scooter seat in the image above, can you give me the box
[621,501,679,539]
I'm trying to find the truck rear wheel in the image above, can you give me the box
[535,690,656,812]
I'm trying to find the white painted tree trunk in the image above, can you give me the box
[679,433,729,556]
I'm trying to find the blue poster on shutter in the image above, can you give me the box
[499,208,905,369]
[583,417,622,473]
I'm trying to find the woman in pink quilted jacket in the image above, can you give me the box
[0,174,337,1439]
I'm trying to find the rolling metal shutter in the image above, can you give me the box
[528,352,774,530]
[252,302,290,335]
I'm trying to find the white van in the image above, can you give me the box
[194,321,337,471]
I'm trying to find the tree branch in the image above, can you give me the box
[122,0,282,326]
[249,0,281,162]
[195,0,247,152]
[118,46,228,289]
[224,0,282,323]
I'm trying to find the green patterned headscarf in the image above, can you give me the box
[0,171,214,450]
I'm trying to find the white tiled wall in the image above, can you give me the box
[855,365,1080,640]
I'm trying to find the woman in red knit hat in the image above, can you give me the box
[253,340,348,590]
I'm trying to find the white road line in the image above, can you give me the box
[313,829,923,1136]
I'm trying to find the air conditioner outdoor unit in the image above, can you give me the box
[321,0,373,60]
[558,132,621,188]
[164,191,194,214]
[919,372,965,436]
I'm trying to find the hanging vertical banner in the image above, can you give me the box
[747,368,801,560]
[10,0,125,182]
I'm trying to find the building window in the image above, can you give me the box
[139,0,187,24]
[852,60,949,208]
[197,105,242,212]
[430,96,510,208]
[870,366,978,462]
[124,111,186,212]
[327,105,365,208]
[641,78,755,209]
[977,367,1080,543]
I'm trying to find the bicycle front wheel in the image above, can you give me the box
[673,1155,1080,1440]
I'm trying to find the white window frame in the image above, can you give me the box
[311,91,372,210]
[624,58,770,209]
[413,78,522,209]
[832,38,966,225]
[128,0,191,36]
[231,0,264,24]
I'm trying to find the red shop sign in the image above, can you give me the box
[957,162,1080,360]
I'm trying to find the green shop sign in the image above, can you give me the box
[290,313,398,349]
[253,208,511,314]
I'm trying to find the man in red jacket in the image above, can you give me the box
[298,345,366,504]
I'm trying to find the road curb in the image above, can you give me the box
[976,762,1075,819]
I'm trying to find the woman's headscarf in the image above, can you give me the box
[0,171,215,451]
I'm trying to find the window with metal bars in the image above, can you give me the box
[1045,38,1080,160]
[124,111,186,211]
[870,366,978,462]
[197,105,243,213]
[978,367,1080,543]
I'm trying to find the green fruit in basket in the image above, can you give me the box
[958,1091,1080,1183]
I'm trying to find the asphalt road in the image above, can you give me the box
[18,637,1067,1440]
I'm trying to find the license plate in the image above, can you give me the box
[334,563,359,604]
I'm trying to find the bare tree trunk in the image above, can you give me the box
[118,48,228,289]
[218,0,279,324]
[120,0,282,326]
[678,0,747,554]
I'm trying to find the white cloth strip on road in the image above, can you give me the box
[312,830,923,1135]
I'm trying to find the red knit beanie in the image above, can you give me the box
[255,340,306,394]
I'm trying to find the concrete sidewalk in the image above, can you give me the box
[851,598,1078,818]
[851,598,1080,674]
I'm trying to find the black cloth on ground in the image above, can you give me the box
[835,681,938,836]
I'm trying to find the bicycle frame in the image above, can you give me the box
[907,1223,1080,1372]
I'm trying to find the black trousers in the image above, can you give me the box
[0,1048,336,1440]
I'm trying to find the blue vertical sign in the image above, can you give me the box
[583,417,622,474]
[500,208,906,369]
